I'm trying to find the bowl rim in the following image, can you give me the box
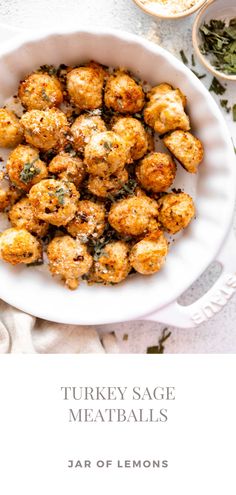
[0,27,235,324]
[192,0,236,81]
[132,0,208,20]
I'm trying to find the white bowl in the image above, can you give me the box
[0,28,235,325]
[133,0,207,20]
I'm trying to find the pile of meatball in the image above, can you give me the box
[0,62,204,290]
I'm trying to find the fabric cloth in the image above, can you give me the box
[0,300,120,354]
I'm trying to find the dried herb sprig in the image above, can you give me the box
[191,70,206,80]
[200,18,236,75]
[146,328,172,354]
[209,76,226,95]
[220,99,231,113]
[232,104,236,122]
[179,50,189,65]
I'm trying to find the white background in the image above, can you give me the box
[0,355,235,494]
[0,0,236,352]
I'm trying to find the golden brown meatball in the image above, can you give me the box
[48,152,85,187]
[67,65,105,110]
[112,117,148,161]
[104,71,145,114]
[130,231,168,275]
[87,168,129,198]
[136,152,176,193]
[158,192,195,234]
[0,172,20,211]
[21,109,69,151]
[47,235,93,290]
[144,83,190,134]
[71,114,107,153]
[18,72,63,110]
[0,228,42,265]
[108,196,158,236]
[67,200,106,240]
[29,179,79,227]
[9,198,48,237]
[163,130,204,174]
[84,131,129,177]
[94,241,130,284]
[7,145,48,191]
[0,109,23,148]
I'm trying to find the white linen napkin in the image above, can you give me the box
[0,300,120,354]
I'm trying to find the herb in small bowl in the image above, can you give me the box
[200,18,236,76]
[193,4,236,81]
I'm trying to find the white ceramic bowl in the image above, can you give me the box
[133,0,207,20]
[0,28,235,326]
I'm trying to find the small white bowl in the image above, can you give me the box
[193,0,236,81]
[133,0,207,20]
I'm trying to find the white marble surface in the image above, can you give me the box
[0,0,236,353]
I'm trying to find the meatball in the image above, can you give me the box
[0,228,42,265]
[112,117,148,161]
[84,131,129,177]
[48,152,85,187]
[163,130,204,174]
[87,168,128,198]
[94,241,130,284]
[71,114,107,153]
[7,145,48,191]
[0,172,20,211]
[158,192,195,234]
[47,235,93,290]
[67,65,105,110]
[29,179,79,227]
[18,72,63,110]
[136,152,176,193]
[144,83,190,134]
[0,109,23,148]
[21,108,69,151]
[9,198,48,237]
[104,71,145,114]
[67,200,106,239]
[130,231,168,275]
[108,196,159,236]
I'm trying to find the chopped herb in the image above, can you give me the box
[64,143,77,156]
[191,69,206,79]
[232,104,236,121]
[123,334,128,341]
[41,89,51,102]
[26,259,44,267]
[103,141,112,151]
[209,76,226,95]
[107,178,138,203]
[146,328,172,354]
[92,238,111,261]
[220,99,231,113]
[40,149,56,163]
[55,187,67,205]
[191,54,196,67]
[39,64,57,76]
[179,50,188,65]
[20,159,40,184]
[200,18,236,75]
